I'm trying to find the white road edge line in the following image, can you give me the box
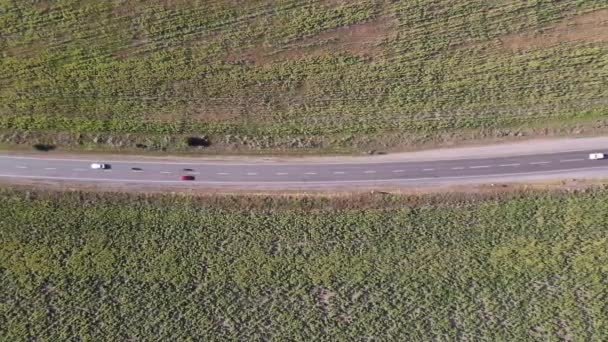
[1,146,601,165]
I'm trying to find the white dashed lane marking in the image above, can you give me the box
[5,154,592,182]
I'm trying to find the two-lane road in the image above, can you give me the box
[1,149,608,189]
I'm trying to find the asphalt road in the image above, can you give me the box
[1,149,608,189]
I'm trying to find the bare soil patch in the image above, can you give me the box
[112,0,232,17]
[311,285,336,317]
[189,105,242,122]
[499,9,608,51]
[323,0,350,7]
[227,16,394,65]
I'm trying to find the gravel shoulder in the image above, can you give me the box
[3,136,608,165]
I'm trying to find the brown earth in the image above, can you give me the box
[226,16,394,65]
[112,0,263,17]
[499,9,608,51]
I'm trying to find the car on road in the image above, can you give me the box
[90,163,110,169]
[180,175,195,181]
[589,153,605,160]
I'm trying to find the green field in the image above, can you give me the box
[2,188,608,339]
[1,1,608,153]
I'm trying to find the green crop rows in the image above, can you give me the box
[2,188,608,339]
[1,0,608,151]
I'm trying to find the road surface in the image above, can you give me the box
[1,148,608,189]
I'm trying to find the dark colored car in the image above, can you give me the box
[180,175,195,181]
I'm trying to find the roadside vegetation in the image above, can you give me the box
[1,1,608,153]
[2,187,608,339]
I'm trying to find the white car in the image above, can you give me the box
[589,153,605,160]
[90,163,109,169]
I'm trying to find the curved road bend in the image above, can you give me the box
[1,149,608,189]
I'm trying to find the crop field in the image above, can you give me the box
[1,1,608,152]
[2,188,608,339]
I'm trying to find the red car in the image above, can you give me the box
[180,175,195,181]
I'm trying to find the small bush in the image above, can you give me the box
[186,136,210,147]
[32,143,55,152]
